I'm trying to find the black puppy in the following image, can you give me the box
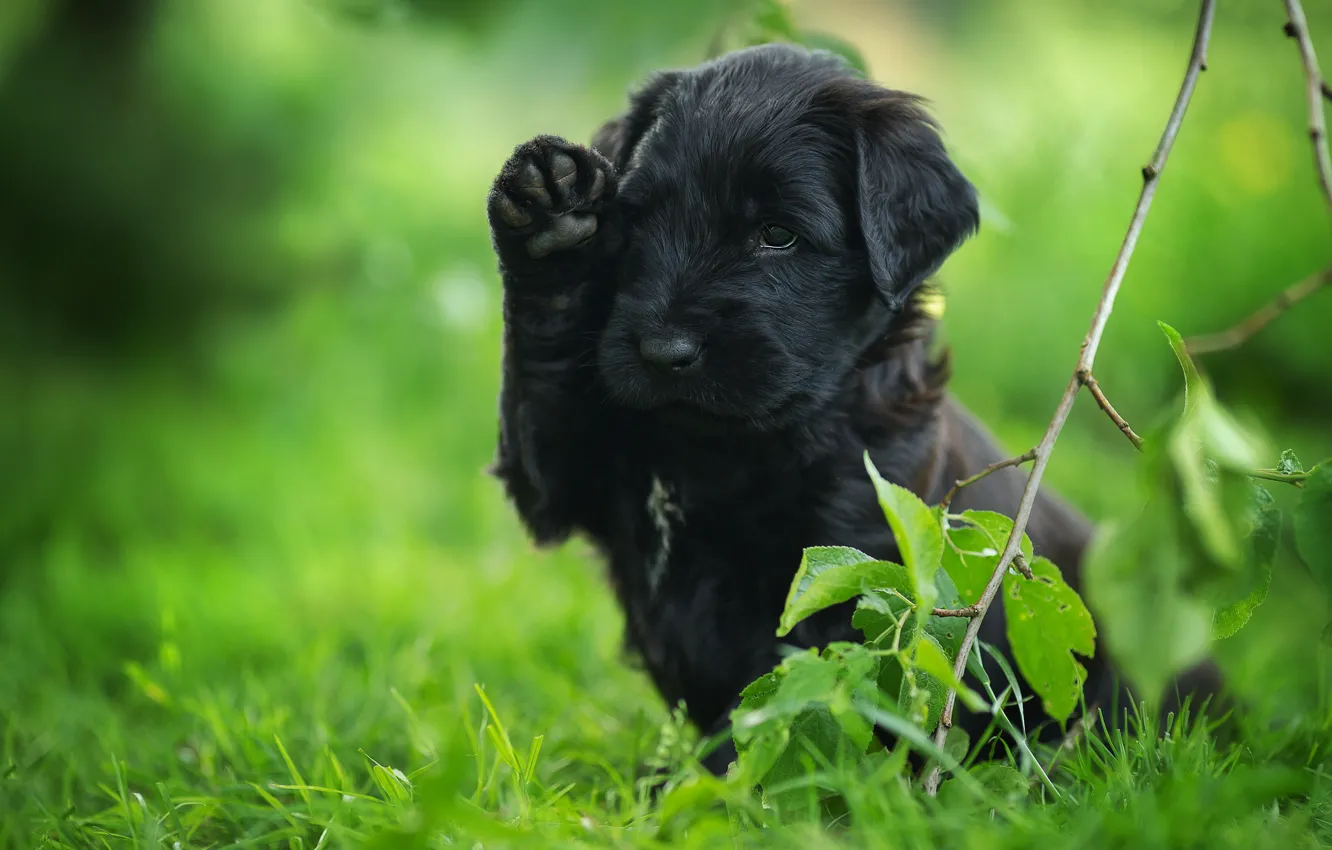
[486,43,1173,773]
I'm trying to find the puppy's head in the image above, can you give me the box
[594,43,978,432]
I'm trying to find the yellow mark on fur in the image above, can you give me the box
[916,288,946,320]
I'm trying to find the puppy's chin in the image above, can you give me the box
[596,341,795,433]
[601,378,785,434]
[653,402,762,435]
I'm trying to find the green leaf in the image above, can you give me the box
[1078,331,1272,706]
[655,776,728,835]
[852,591,906,645]
[1169,431,1243,571]
[1004,557,1095,723]
[857,574,973,723]
[731,644,879,788]
[943,726,971,765]
[1168,404,1268,573]
[854,701,989,801]
[1213,484,1280,640]
[1160,321,1204,418]
[779,547,910,637]
[731,664,807,780]
[974,763,1030,801]
[925,611,969,665]
[912,632,986,714]
[732,718,788,785]
[1295,465,1332,596]
[851,593,914,701]
[1083,509,1213,707]
[940,763,1030,809]
[887,569,978,727]
[942,511,1034,606]
[896,628,986,732]
[785,546,877,603]
[923,564,970,658]
[744,651,839,721]
[863,453,942,624]
[826,642,878,698]
[1277,449,1305,476]
[737,669,782,707]
[757,707,852,813]
[1161,322,1270,571]
[897,658,943,731]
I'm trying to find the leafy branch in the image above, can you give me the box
[921,0,1218,796]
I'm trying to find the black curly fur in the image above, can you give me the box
[484,43,1216,775]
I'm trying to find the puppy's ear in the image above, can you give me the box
[828,84,980,310]
[590,71,681,172]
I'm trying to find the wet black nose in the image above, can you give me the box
[639,332,704,372]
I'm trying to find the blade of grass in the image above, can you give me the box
[274,734,313,808]
[110,756,138,847]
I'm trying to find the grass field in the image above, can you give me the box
[3,0,1332,846]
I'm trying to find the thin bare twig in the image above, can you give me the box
[1078,371,1145,450]
[1284,0,1332,218]
[932,605,980,619]
[1184,266,1332,354]
[922,0,1216,796]
[939,448,1038,510]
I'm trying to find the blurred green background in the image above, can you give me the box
[1,0,1330,841]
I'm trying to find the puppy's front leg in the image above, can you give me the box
[487,135,621,545]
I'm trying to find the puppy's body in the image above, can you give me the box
[487,44,1148,771]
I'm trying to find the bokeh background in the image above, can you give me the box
[2,0,1330,838]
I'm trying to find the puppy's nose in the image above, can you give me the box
[639,332,704,373]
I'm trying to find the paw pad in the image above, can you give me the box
[489,137,613,261]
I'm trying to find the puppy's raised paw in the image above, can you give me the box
[488,135,614,263]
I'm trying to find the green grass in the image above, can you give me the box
[4,0,1332,846]
[4,528,1331,850]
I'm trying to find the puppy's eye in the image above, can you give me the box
[758,224,798,250]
